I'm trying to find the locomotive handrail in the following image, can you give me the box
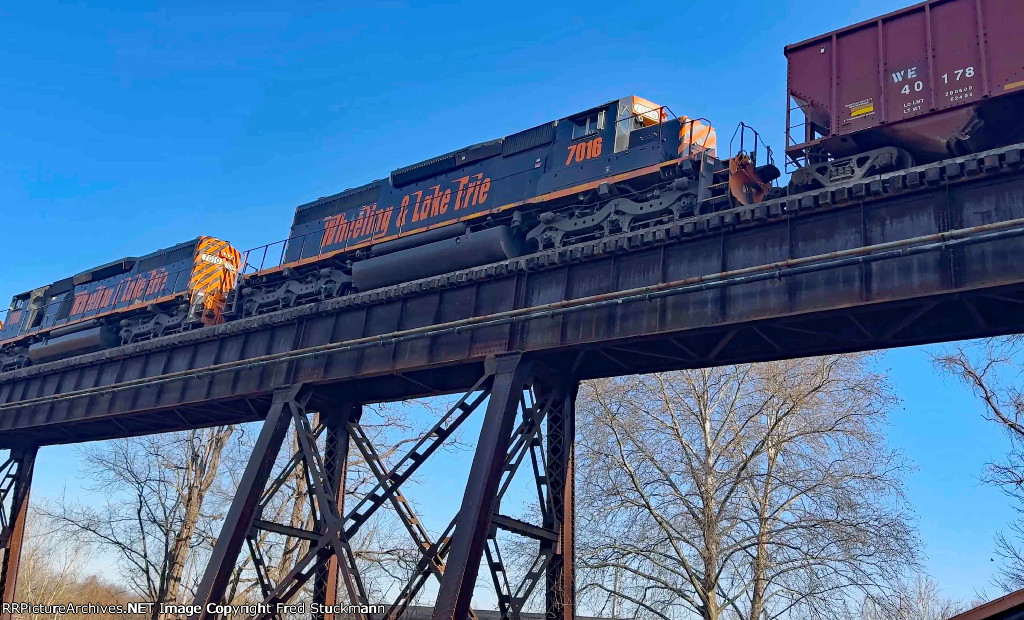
[681,115,716,158]
[730,122,775,173]
[240,227,334,275]
[612,104,675,147]
[611,105,715,159]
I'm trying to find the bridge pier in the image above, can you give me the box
[192,384,315,618]
[542,378,576,620]
[432,355,535,620]
[187,353,578,620]
[432,354,578,620]
[312,403,361,620]
[0,444,37,618]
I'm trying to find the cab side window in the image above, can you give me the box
[572,110,605,140]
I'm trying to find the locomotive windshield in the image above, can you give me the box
[613,95,666,152]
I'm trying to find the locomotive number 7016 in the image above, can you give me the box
[565,137,603,165]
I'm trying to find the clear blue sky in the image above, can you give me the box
[1,0,1017,606]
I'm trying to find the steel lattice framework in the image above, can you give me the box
[189,355,576,620]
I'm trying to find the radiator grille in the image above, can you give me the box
[502,121,557,156]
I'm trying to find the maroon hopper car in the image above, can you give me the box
[785,0,1024,191]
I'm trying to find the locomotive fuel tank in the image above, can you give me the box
[27,323,120,364]
[370,222,468,256]
[351,225,525,292]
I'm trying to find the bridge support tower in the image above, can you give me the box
[193,353,577,620]
[0,444,38,620]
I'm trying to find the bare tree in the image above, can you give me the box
[861,575,963,620]
[14,505,93,617]
[933,335,1024,591]
[46,425,234,618]
[13,505,143,620]
[575,355,919,620]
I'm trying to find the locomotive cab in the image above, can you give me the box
[0,294,31,342]
[613,96,664,153]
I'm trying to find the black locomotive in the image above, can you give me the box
[230,96,778,318]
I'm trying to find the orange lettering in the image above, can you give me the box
[412,191,424,220]
[453,176,471,210]
[71,293,88,316]
[124,278,142,302]
[322,213,348,247]
[469,174,484,207]
[373,206,393,238]
[84,289,108,312]
[567,138,602,165]
[428,185,442,217]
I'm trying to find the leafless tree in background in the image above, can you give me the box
[14,505,141,620]
[574,355,920,620]
[40,395,464,610]
[14,506,93,615]
[859,575,963,620]
[934,335,1024,591]
[45,425,234,618]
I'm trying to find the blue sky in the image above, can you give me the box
[1,0,1017,606]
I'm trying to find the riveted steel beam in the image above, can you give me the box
[6,151,1024,450]
[312,404,360,620]
[433,354,534,620]
[0,445,37,617]
[541,378,577,620]
[193,385,311,619]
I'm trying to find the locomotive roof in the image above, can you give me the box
[293,97,637,217]
[10,237,203,299]
[295,179,384,215]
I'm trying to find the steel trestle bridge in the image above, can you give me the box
[4,144,1024,619]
